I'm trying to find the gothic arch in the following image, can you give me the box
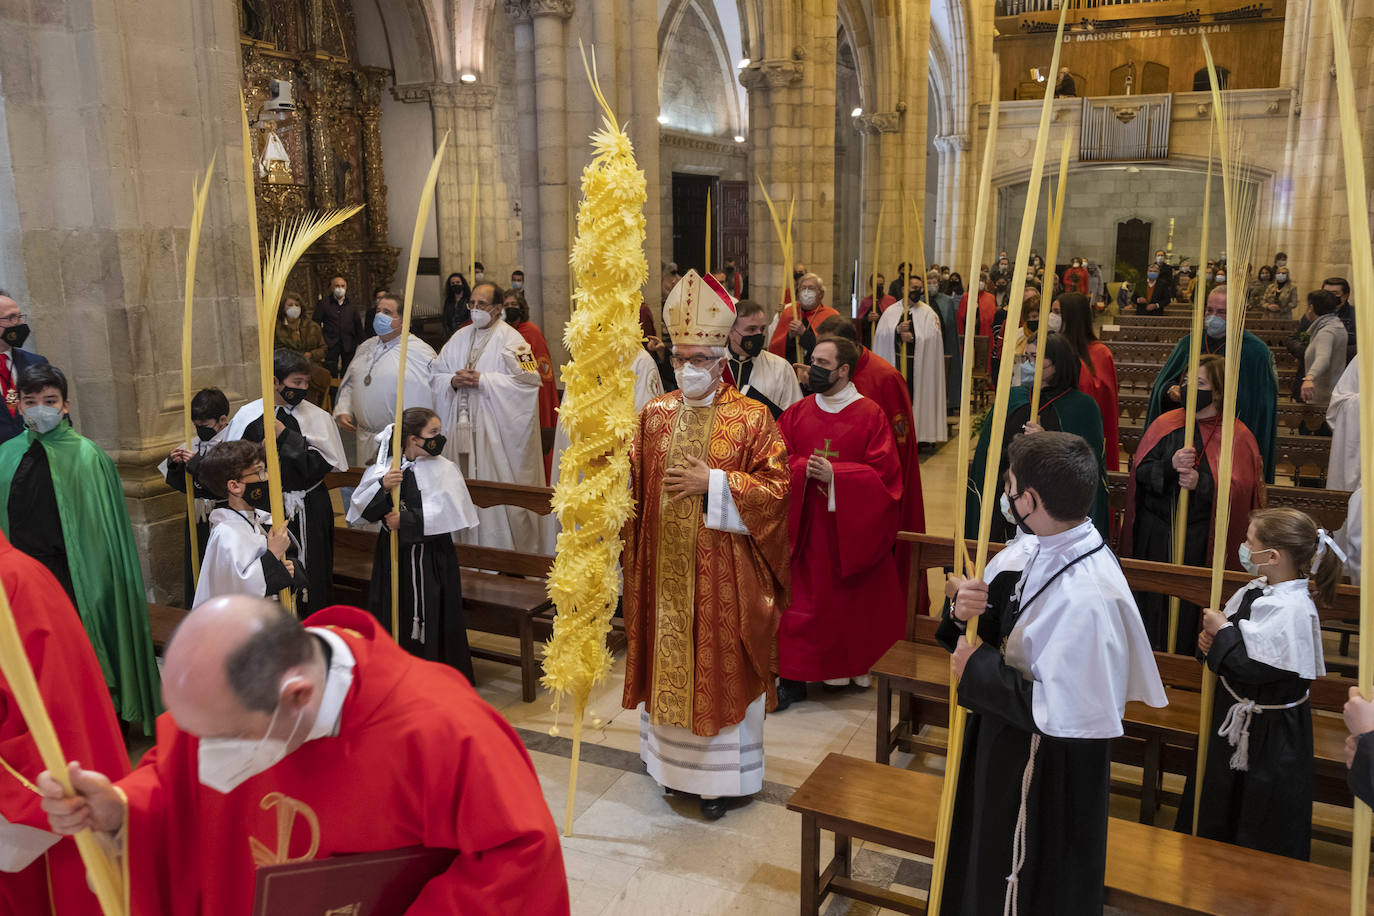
[366,0,443,84]
[658,0,744,135]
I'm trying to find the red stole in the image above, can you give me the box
[1121,409,1266,569]
[514,320,560,482]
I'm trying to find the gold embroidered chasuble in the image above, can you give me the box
[621,383,791,737]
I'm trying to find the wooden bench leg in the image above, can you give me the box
[876,675,892,764]
[800,813,820,915]
[1139,735,1161,824]
[834,832,851,880]
[519,614,537,703]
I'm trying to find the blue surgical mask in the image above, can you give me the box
[373,312,395,336]
[1147,271,1159,281]
[23,405,63,434]
[1018,360,1037,386]
[1238,543,1273,576]
[1204,314,1226,338]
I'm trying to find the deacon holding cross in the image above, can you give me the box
[622,270,791,822]
[938,432,1165,914]
[37,596,568,915]
[774,336,905,708]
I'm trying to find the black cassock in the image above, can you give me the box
[936,570,1110,916]
[1175,586,1314,859]
[358,468,474,682]
[1130,424,1213,654]
[240,409,334,614]
[8,440,75,604]
[163,452,221,606]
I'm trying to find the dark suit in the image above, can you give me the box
[313,295,362,373]
[0,349,49,443]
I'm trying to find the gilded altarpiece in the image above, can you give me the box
[239,0,397,304]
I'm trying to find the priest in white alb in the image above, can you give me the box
[875,278,947,444]
[429,281,544,551]
[334,293,437,463]
[725,300,802,419]
[622,270,790,821]
[1326,358,1358,491]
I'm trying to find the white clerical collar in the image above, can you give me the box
[816,383,861,414]
[303,627,356,741]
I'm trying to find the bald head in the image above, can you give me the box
[163,596,320,740]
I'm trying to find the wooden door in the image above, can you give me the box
[671,173,716,275]
[719,179,749,296]
[1114,219,1152,278]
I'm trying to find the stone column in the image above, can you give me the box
[854,112,904,281]
[742,59,806,311]
[507,0,544,325]
[628,0,662,307]
[933,133,969,266]
[531,0,574,364]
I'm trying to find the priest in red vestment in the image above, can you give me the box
[624,270,791,821]
[818,317,927,605]
[775,338,904,707]
[504,288,560,482]
[767,271,839,367]
[0,531,129,916]
[38,597,568,916]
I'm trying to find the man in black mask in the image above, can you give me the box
[726,301,801,419]
[0,291,48,443]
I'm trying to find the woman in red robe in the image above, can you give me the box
[1122,354,1266,653]
[502,289,560,482]
[1057,292,1121,470]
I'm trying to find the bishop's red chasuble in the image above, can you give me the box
[116,607,568,916]
[622,383,791,736]
[776,393,905,680]
[852,348,927,607]
[0,534,130,916]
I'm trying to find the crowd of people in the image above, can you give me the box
[0,241,1371,913]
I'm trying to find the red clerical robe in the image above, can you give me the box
[514,319,560,482]
[776,392,905,680]
[767,303,840,360]
[117,607,568,916]
[851,348,927,605]
[0,533,129,916]
[622,383,791,735]
[1079,340,1121,471]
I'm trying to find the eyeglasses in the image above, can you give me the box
[669,355,720,370]
[0,313,27,326]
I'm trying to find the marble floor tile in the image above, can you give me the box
[599,869,797,916]
[528,749,623,827]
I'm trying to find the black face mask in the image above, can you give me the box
[1006,488,1035,536]
[421,434,446,456]
[241,479,272,511]
[1181,387,1214,411]
[1025,319,1039,333]
[738,333,765,358]
[793,270,805,281]
[279,386,307,407]
[725,266,735,276]
[808,364,836,393]
[194,424,219,442]
[505,308,521,324]
[2,324,30,349]
[909,290,922,302]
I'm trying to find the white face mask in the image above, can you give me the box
[799,289,819,308]
[676,361,719,399]
[470,308,493,329]
[510,279,523,290]
[198,693,306,795]
[332,287,346,300]
[1047,312,1063,332]
[284,305,301,320]
[473,272,485,283]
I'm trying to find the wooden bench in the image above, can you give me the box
[789,752,1373,915]
[874,534,1363,825]
[1117,392,1328,434]
[327,469,584,703]
[148,603,189,652]
[1102,322,1295,350]
[1108,338,1300,371]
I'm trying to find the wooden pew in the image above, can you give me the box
[1116,415,1332,483]
[874,534,1362,825]
[1108,338,1300,371]
[1111,314,1297,335]
[326,469,591,703]
[788,752,1374,915]
[1117,392,1328,434]
[1102,321,1295,350]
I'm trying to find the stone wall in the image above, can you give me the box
[0,0,254,602]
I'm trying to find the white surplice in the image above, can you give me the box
[730,348,802,412]
[1327,359,1359,491]
[1223,577,1326,680]
[156,427,228,522]
[193,508,278,608]
[874,300,947,443]
[429,319,544,551]
[334,333,438,463]
[345,425,479,537]
[1004,520,1167,738]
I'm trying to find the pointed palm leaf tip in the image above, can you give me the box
[542,42,646,836]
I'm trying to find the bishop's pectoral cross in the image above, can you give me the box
[813,439,839,460]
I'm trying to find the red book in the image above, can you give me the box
[252,846,457,916]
